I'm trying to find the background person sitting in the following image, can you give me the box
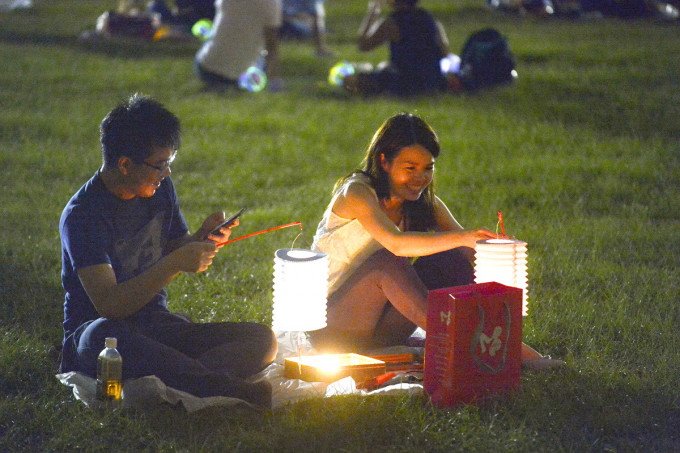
[343,0,450,96]
[194,0,284,92]
[149,0,216,28]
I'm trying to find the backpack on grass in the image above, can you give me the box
[458,28,516,91]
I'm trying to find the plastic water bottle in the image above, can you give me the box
[96,337,123,406]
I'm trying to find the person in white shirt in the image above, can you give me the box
[195,0,284,92]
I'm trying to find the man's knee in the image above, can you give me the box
[252,323,278,365]
[75,318,131,376]
[82,318,131,343]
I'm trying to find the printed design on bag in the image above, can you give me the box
[440,310,452,326]
[470,301,511,374]
[479,326,502,356]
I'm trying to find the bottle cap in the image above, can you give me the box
[105,337,117,349]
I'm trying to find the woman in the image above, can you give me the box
[344,0,451,96]
[311,113,561,368]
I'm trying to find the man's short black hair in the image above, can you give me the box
[100,93,181,167]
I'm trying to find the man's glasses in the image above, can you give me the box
[141,153,176,173]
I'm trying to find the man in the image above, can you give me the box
[59,94,277,409]
[194,0,284,92]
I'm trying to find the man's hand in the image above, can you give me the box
[172,241,218,273]
[198,212,237,245]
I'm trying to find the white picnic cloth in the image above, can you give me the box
[56,331,424,412]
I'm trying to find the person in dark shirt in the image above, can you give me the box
[59,94,277,409]
[344,0,450,96]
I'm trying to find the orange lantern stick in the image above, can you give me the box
[217,222,302,247]
[497,211,506,238]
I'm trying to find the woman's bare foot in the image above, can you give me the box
[521,343,565,370]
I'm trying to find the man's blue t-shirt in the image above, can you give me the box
[59,171,189,351]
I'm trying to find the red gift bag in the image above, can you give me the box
[423,282,522,407]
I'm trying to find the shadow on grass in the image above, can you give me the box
[48,366,679,451]
[0,29,199,60]
[514,367,680,450]
[0,256,63,396]
[0,249,63,343]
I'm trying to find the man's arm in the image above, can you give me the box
[78,240,218,319]
[165,211,235,252]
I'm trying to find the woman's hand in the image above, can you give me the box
[461,228,499,248]
[368,0,384,12]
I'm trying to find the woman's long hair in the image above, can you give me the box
[335,113,441,232]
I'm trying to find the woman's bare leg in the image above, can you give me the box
[311,249,427,351]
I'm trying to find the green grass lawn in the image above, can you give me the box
[1,0,679,450]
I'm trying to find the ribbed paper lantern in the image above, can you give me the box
[474,239,529,316]
[272,249,328,332]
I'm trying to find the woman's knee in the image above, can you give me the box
[413,247,474,289]
[366,248,412,273]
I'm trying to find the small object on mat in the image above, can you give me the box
[357,371,396,390]
[369,353,424,372]
[284,353,385,383]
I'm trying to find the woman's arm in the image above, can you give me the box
[357,0,399,51]
[433,195,464,232]
[433,195,477,262]
[434,20,450,59]
[333,182,496,257]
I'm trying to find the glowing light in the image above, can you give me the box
[191,19,213,41]
[313,354,342,373]
[238,66,267,92]
[153,26,169,41]
[440,53,461,74]
[475,239,529,316]
[272,249,328,332]
[328,61,355,87]
[284,353,385,382]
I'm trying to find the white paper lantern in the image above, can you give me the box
[272,248,328,332]
[474,239,529,316]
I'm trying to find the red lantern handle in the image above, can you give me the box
[498,211,506,237]
[216,222,302,247]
